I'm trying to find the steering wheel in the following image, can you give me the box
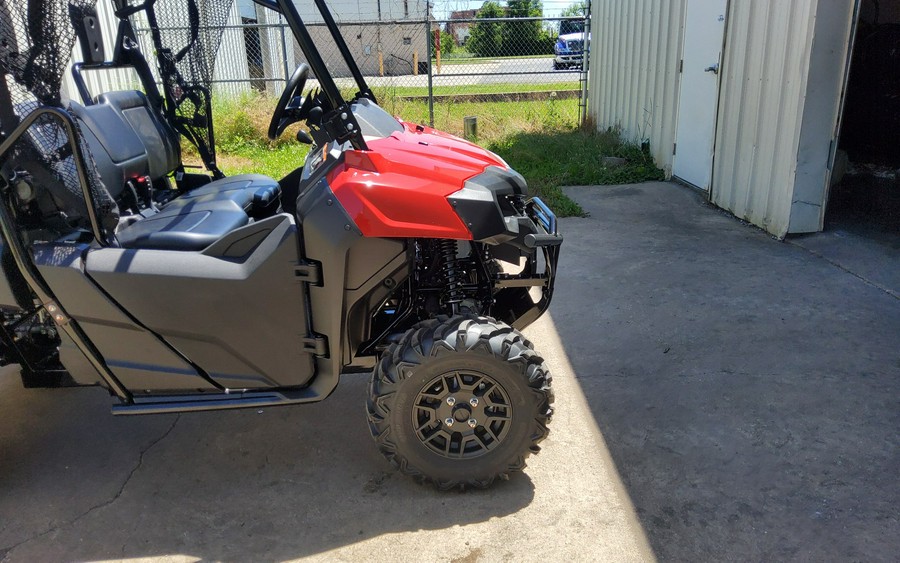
[267,63,310,141]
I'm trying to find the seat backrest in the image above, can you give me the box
[69,100,148,200]
[96,90,181,181]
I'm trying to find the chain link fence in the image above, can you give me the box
[134,14,589,140]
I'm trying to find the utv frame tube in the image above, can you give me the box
[251,0,344,111]
[252,0,370,149]
[0,107,130,400]
[311,0,376,102]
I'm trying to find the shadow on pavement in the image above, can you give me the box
[550,183,899,561]
[0,370,534,561]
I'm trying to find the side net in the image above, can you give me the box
[0,0,118,238]
[126,0,236,176]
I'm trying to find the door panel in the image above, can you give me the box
[673,0,728,190]
[33,243,215,392]
[86,215,316,390]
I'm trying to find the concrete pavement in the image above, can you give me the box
[553,183,898,561]
[1,181,898,561]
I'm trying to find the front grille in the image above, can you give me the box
[566,39,584,52]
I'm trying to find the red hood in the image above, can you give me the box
[358,121,506,184]
[326,121,508,239]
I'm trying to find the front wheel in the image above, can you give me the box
[367,316,553,490]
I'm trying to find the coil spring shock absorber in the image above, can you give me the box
[439,239,464,311]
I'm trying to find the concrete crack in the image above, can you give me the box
[1,415,181,561]
[788,241,899,300]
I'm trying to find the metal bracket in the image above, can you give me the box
[301,334,328,357]
[294,261,322,286]
[322,104,362,144]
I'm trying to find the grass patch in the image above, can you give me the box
[181,92,312,177]
[372,82,579,98]
[189,91,663,218]
[216,144,311,178]
[487,129,666,217]
[381,97,582,139]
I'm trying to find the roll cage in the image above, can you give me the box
[246,0,372,151]
[69,0,374,177]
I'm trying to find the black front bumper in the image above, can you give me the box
[490,197,562,330]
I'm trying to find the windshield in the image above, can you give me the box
[352,98,404,139]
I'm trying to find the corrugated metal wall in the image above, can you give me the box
[588,0,686,175]
[789,1,856,233]
[63,1,251,102]
[213,1,252,96]
[710,0,818,237]
[588,0,854,238]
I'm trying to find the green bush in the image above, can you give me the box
[439,30,455,55]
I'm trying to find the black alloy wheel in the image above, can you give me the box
[412,369,513,459]
[367,316,553,490]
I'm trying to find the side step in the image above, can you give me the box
[111,388,323,415]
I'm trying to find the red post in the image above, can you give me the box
[434,28,441,73]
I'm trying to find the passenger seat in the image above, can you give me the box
[71,90,282,251]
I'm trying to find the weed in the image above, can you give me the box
[487,128,665,217]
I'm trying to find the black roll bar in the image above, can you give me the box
[311,0,375,102]
[0,109,131,400]
[257,0,374,101]
[252,0,370,150]
[0,107,110,245]
[252,0,342,110]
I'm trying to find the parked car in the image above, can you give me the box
[554,32,588,70]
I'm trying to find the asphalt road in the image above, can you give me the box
[316,57,583,91]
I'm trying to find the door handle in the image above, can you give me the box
[704,63,719,74]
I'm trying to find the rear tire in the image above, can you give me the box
[367,316,553,490]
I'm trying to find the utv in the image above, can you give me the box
[0,0,562,489]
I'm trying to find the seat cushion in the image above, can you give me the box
[171,174,281,216]
[116,200,250,251]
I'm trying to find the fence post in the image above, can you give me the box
[425,18,434,127]
[279,16,290,85]
[579,5,592,126]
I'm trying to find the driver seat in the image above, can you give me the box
[73,90,281,251]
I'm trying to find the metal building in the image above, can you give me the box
[63,1,251,101]
[587,0,885,238]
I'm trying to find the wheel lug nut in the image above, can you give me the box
[469,397,478,407]
[446,396,456,406]
[444,417,455,427]
[467,418,477,428]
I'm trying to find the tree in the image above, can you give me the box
[440,29,455,55]
[502,0,551,56]
[468,1,504,57]
[560,1,587,35]
[561,1,588,17]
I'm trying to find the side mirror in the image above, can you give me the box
[296,130,313,144]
